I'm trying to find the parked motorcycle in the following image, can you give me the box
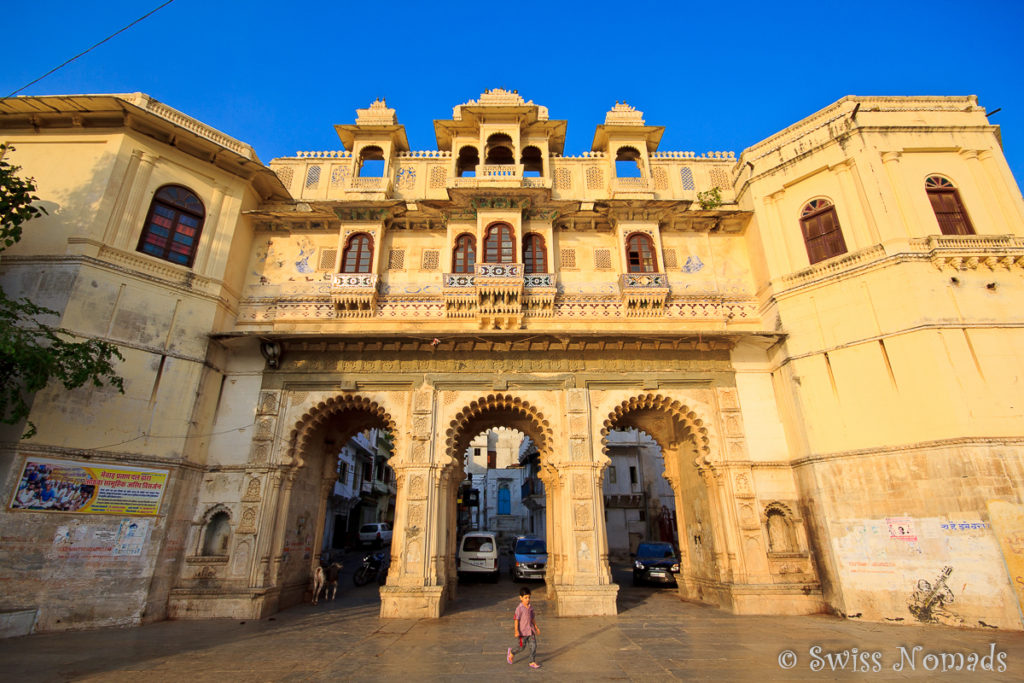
[352,550,390,586]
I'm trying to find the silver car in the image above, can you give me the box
[510,536,547,581]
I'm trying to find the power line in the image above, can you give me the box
[4,1,177,99]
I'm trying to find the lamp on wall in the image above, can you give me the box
[260,339,282,369]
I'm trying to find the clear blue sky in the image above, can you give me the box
[5,1,1024,185]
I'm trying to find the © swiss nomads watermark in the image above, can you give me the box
[776,644,1008,674]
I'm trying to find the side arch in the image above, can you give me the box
[287,394,399,468]
[600,393,712,462]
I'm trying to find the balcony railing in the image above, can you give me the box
[611,177,652,194]
[618,272,669,316]
[330,273,379,316]
[346,176,392,194]
[479,164,521,178]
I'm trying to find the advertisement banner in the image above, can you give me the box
[9,458,168,515]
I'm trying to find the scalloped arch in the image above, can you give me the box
[287,394,397,467]
[445,393,554,462]
[600,393,711,457]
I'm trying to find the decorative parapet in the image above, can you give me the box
[296,150,352,158]
[619,273,669,316]
[346,176,392,195]
[330,273,379,316]
[915,234,1024,270]
[480,164,521,178]
[523,273,557,316]
[779,235,1024,292]
[611,177,652,195]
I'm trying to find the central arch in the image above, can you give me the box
[438,393,556,601]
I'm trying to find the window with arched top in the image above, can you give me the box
[521,146,543,177]
[523,233,547,274]
[615,146,643,178]
[341,233,374,273]
[626,232,657,273]
[800,198,848,265]
[202,511,231,556]
[137,185,205,267]
[357,146,385,177]
[925,176,975,236]
[485,133,515,165]
[483,223,515,263]
[456,146,479,178]
[452,233,476,273]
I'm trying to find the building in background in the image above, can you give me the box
[2,90,1023,633]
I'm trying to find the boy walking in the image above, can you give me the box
[507,587,541,669]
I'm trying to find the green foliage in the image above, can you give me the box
[697,186,723,210]
[0,145,124,438]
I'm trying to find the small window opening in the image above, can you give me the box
[202,511,231,556]
[452,233,476,273]
[341,232,374,273]
[615,147,643,178]
[357,146,385,177]
[485,133,515,165]
[626,233,657,273]
[521,146,543,177]
[456,146,479,177]
[483,223,515,263]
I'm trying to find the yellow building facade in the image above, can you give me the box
[1,90,1022,634]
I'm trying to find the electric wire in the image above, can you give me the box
[4,1,177,99]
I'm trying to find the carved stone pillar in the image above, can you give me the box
[380,463,445,617]
[267,470,296,588]
[310,476,337,566]
[550,462,618,616]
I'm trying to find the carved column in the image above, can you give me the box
[380,385,446,618]
[114,151,159,247]
[310,475,337,566]
[267,470,296,588]
[960,149,1002,230]
[550,387,618,616]
[879,151,917,239]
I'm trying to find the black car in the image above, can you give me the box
[632,542,680,586]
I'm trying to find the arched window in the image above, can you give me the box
[202,511,231,556]
[483,223,515,263]
[456,146,479,178]
[925,176,975,236]
[800,198,848,265]
[498,484,511,515]
[485,133,514,165]
[615,146,643,178]
[626,233,657,273]
[521,146,543,177]
[357,146,385,177]
[522,233,547,274]
[452,233,476,273]
[137,185,205,267]
[341,233,374,273]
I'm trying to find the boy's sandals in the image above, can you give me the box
[529,662,541,669]
[507,648,513,664]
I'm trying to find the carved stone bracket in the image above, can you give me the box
[330,273,379,316]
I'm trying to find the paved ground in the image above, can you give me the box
[3,552,1024,681]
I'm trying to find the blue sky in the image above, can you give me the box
[5,1,1024,184]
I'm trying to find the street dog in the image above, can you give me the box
[311,565,325,605]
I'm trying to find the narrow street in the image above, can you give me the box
[2,548,1023,681]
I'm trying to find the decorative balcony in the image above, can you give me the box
[330,273,379,316]
[441,264,526,328]
[523,273,557,316]
[441,273,477,318]
[619,272,669,316]
[476,263,524,329]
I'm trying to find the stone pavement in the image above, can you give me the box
[3,559,1023,682]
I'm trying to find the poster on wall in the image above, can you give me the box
[9,458,168,515]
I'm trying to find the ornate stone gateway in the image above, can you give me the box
[178,336,823,619]
[10,90,1021,632]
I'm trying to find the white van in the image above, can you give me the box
[457,531,499,582]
